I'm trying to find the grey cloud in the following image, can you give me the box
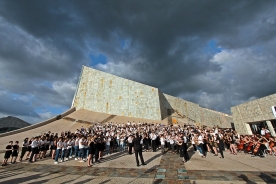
[0,91,39,117]
[0,0,276,120]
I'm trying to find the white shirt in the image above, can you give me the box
[31,140,38,148]
[128,137,133,143]
[75,138,79,146]
[183,136,187,143]
[62,142,67,150]
[106,138,111,146]
[151,134,157,140]
[160,137,165,145]
[79,139,84,149]
[198,135,203,144]
[261,129,265,135]
[57,141,63,149]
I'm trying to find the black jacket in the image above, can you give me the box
[133,137,142,151]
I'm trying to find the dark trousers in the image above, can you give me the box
[29,147,37,162]
[183,143,190,161]
[134,150,145,165]
[128,143,133,154]
[152,140,157,151]
[145,142,149,150]
[176,144,179,153]
[95,149,99,162]
[218,144,224,158]
[192,144,197,151]
[20,147,28,160]
[65,148,71,158]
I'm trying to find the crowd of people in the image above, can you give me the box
[2,122,276,167]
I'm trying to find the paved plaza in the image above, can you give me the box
[1,147,276,184]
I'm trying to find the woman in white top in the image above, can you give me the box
[106,137,111,155]
[120,135,125,153]
[191,134,197,152]
[160,135,165,154]
[60,138,67,162]
[65,139,72,160]
[54,138,63,164]
[84,138,89,161]
[78,136,85,162]
[197,133,206,158]
[170,136,175,153]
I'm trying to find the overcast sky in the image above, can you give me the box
[0,1,276,123]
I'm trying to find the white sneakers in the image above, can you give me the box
[75,158,78,160]
[65,158,69,161]
[79,160,84,162]
[69,156,72,158]
[54,162,58,164]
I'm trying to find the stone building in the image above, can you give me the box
[231,93,276,136]
[72,66,232,128]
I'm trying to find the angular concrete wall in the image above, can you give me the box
[73,66,233,127]
[161,94,201,123]
[231,93,276,134]
[199,108,233,128]
[73,66,162,120]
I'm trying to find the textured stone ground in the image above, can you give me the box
[1,148,276,184]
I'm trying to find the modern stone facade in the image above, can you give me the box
[72,66,161,120]
[72,66,232,127]
[231,93,276,135]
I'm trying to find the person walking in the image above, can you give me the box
[133,133,146,167]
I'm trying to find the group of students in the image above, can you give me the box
[2,122,275,167]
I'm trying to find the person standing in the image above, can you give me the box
[19,138,29,162]
[216,134,224,158]
[133,133,146,167]
[182,135,190,162]
[29,137,38,163]
[128,135,133,154]
[150,132,157,152]
[160,134,165,154]
[87,136,95,167]
[54,137,63,164]
[2,141,13,166]
[11,141,19,164]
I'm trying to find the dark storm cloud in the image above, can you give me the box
[0,92,39,117]
[0,0,276,121]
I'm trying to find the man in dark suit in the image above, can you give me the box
[133,133,146,166]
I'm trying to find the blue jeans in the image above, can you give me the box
[120,143,124,152]
[55,149,61,162]
[74,146,79,157]
[61,149,66,160]
[198,144,203,155]
[78,148,84,159]
[69,147,73,157]
[106,145,110,155]
[84,147,89,159]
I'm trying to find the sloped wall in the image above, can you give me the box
[73,66,162,120]
[200,108,232,128]
[73,66,233,126]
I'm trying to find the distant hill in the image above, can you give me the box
[0,116,31,133]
